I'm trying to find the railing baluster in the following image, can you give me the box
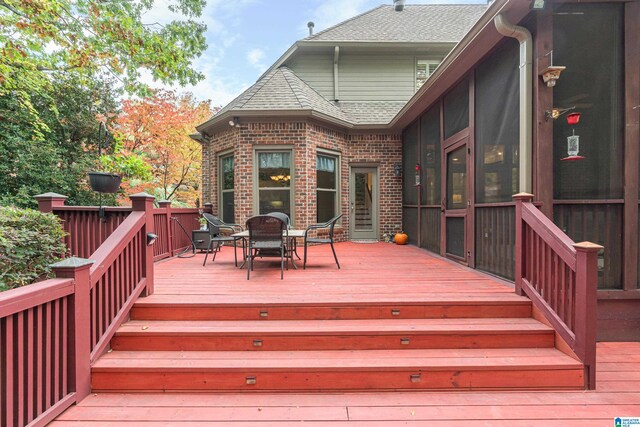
[514,193,602,390]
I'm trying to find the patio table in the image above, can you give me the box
[231,229,305,269]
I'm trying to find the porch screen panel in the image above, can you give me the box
[420,105,441,205]
[553,3,624,200]
[443,78,469,139]
[402,208,418,246]
[475,206,515,280]
[475,41,519,204]
[402,120,419,206]
[421,207,440,253]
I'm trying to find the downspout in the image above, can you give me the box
[494,14,533,193]
[334,46,340,101]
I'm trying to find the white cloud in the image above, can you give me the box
[246,48,267,71]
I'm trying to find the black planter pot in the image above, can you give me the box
[88,172,121,193]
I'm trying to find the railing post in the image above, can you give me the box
[158,200,173,256]
[35,192,68,213]
[51,257,94,402]
[131,193,156,297]
[512,193,534,296]
[574,241,603,390]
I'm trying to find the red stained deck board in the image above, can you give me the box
[91,369,584,392]
[56,344,640,424]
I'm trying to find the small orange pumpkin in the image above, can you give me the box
[394,232,408,245]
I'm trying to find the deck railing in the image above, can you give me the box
[35,193,205,262]
[514,193,602,389]
[1,193,156,427]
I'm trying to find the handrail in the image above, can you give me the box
[89,212,145,283]
[514,193,602,389]
[0,277,78,427]
[87,208,148,362]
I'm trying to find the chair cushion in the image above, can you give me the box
[306,238,332,244]
[251,240,283,249]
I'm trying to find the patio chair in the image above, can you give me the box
[246,215,288,280]
[267,212,300,260]
[202,213,243,267]
[303,214,343,270]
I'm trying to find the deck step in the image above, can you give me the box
[91,348,584,392]
[111,318,555,351]
[131,294,532,321]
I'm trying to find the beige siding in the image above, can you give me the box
[286,51,446,102]
[286,53,335,100]
[339,54,416,101]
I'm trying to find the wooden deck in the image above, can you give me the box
[52,243,639,424]
[53,342,640,425]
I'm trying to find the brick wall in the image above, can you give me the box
[202,119,402,241]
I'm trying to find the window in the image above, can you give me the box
[317,153,339,222]
[416,60,439,90]
[255,150,292,218]
[219,154,234,224]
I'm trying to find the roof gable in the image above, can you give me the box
[305,4,488,43]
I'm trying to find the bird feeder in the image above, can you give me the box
[561,131,585,161]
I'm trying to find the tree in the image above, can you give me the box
[0,72,123,207]
[111,90,213,205]
[0,0,207,131]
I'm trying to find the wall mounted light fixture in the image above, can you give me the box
[530,0,546,9]
[393,163,402,177]
[146,233,158,246]
[228,117,240,127]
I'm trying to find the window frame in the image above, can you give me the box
[316,148,341,223]
[416,59,440,91]
[218,150,235,224]
[252,145,295,224]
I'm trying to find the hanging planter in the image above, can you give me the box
[88,171,121,193]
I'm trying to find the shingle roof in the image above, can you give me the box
[216,67,351,123]
[338,101,407,125]
[305,4,487,43]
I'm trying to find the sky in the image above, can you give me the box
[143,0,487,108]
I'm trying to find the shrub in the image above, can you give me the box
[0,206,67,291]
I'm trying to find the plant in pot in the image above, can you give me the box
[90,122,152,218]
[88,122,121,218]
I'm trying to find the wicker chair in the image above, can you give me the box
[303,214,343,269]
[202,213,243,267]
[246,215,288,280]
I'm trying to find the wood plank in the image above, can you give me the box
[91,369,584,392]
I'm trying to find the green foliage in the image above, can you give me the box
[0,0,207,130]
[0,206,67,291]
[99,137,153,181]
[0,72,120,208]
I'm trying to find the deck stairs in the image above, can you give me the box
[91,293,585,392]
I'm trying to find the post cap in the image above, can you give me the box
[50,257,94,270]
[34,192,68,200]
[157,200,172,206]
[574,241,604,252]
[512,192,534,202]
[129,192,156,200]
